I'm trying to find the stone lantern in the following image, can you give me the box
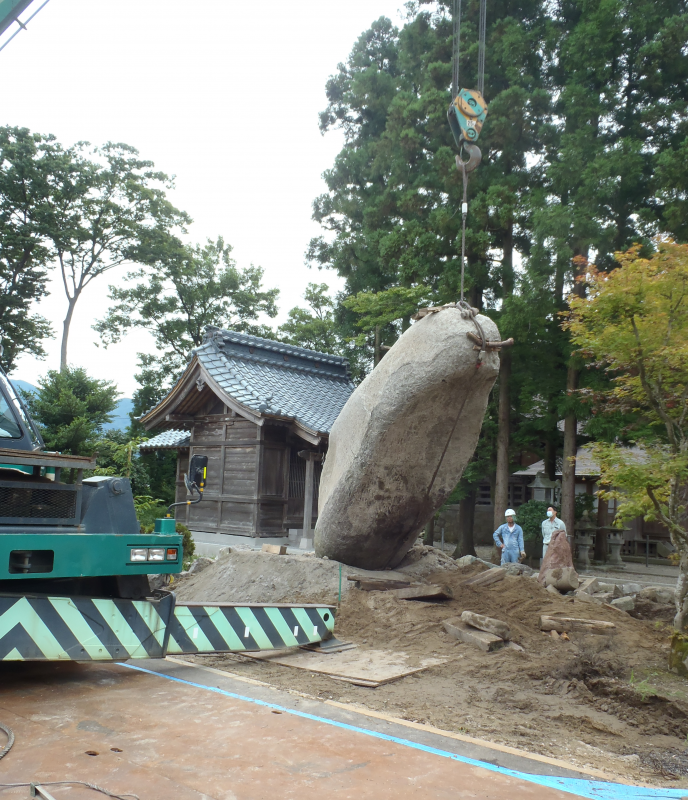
[599,524,628,568]
[574,510,596,569]
[527,472,560,505]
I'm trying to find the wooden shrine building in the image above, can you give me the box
[139,326,354,538]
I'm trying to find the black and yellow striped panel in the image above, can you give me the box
[167,603,336,654]
[0,594,336,661]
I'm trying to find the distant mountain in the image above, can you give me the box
[11,379,133,432]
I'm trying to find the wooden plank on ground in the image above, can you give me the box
[391,584,453,601]
[443,618,505,652]
[261,544,287,555]
[539,615,616,635]
[243,648,446,687]
[463,567,506,588]
[348,576,413,591]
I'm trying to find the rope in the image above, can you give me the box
[0,723,14,761]
[478,0,487,95]
[451,0,462,99]
[458,159,468,302]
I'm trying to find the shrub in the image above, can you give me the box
[516,500,549,543]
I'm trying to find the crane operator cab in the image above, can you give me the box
[0,354,43,453]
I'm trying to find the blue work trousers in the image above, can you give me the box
[501,548,520,565]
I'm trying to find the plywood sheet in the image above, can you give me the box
[244,648,446,687]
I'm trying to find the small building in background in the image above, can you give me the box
[139,327,354,539]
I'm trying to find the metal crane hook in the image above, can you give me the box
[455,141,482,174]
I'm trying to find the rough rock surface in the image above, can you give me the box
[640,586,675,604]
[542,566,579,592]
[538,530,573,582]
[315,307,501,570]
[611,596,635,612]
[461,610,510,640]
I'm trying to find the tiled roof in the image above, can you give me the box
[196,328,354,434]
[139,429,190,451]
[514,447,601,478]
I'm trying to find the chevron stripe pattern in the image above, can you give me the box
[166,603,336,655]
[0,594,336,661]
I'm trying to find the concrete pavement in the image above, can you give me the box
[1,658,686,800]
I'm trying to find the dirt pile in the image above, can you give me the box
[186,558,686,788]
[172,543,457,605]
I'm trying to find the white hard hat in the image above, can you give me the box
[505,509,516,517]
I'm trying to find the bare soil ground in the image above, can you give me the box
[175,547,688,789]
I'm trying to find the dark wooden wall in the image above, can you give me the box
[175,404,321,537]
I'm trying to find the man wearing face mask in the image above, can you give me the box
[541,506,566,561]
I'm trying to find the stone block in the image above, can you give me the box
[461,610,510,640]
[538,530,573,581]
[574,591,603,606]
[546,584,560,595]
[622,582,642,596]
[592,592,614,602]
[640,586,675,604]
[610,596,635,612]
[577,577,600,595]
[443,618,505,652]
[262,544,288,555]
[314,307,501,570]
[542,566,579,592]
[456,555,478,567]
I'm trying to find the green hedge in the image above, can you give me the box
[516,500,549,543]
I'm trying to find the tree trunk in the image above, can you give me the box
[454,489,477,558]
[595,490,608,562]
[493,351,511,528]
[60,296,77,370]
[675,549,688,631]
[544,438,556,482]
[373,325,381,367]
[424,516,435,547]
[561,365,578,541]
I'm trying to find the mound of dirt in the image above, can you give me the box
[172,543,458,605]
[185,558,686,788]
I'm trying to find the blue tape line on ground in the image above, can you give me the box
[121,662,686,800]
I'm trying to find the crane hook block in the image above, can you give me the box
[448,88,488,147]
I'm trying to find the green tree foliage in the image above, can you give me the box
[566,243,688,629]
[94,236,279,415]
[0,126,56,371]
[278,283,369,381]
[22,366,119,456]
[278,283,342,354]
[45,142,188,368]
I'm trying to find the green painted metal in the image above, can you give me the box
[0,593,337,661]
[448,88,488,146]
[154,517,176,534]
[0,532,182,580]
[0,0,32,37]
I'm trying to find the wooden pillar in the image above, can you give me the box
[298,451,319,549]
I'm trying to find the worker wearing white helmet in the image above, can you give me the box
[492,509,525,565]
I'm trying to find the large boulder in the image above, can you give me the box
[538,530,574,583]
[315,307,501,570]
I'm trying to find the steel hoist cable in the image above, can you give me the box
[0,722,14,761]
[448,0,488,302]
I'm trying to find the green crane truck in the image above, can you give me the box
[0,363,335,661]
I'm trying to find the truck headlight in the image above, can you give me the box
[130,548,148,562]
[166,548,178,561]
[147,548,165,561]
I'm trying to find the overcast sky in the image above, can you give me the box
[3,0,406,397]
